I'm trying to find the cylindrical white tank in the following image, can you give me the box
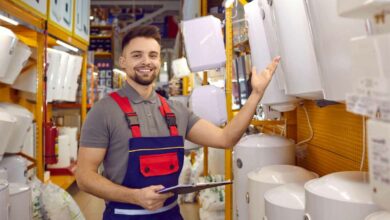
[9,183,31,220]
[0,110,17,160]
[264,183,307,220]
[245,0,298,108]
[0,155,28,184]
[365,211,390,220]
[304,171,380,220]
[0,26,18,78]
[233,134,295,220]
[0,179,9,220]
[0,103,33,154]
[248,165,318,220]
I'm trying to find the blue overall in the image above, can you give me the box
[103,92,184,220]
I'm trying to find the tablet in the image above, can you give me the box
[158,181,232,194]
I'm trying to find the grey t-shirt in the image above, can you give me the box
[80,83,200,184]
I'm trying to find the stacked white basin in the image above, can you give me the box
[0,103,33,154]
[248,165,318,220]
[0,41,31,85]
[0,155,28,184]
[233,134,295,220]
[365,211,390,220]
[0,109,17,161]
[304,171,380,220]
[9,183,31,220]
[0,26,18,78]
[0,179,9,220]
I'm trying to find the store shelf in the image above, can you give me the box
[52,103,92,109]
[91,25,113,29]
[50,175,76,190]
[90,35,112,39]
[94,52,112,57]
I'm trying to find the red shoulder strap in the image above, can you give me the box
[158,95,179,136]
[110,92,142,137]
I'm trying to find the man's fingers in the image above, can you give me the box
[266,56,281,73]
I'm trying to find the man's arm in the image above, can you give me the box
[76,146,173,211]
[187,57,280,149]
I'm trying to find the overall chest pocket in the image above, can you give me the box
[139,152,179,177]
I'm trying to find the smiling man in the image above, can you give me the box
[76,25,280,220]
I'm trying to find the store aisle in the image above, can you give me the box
[68,183,200,220]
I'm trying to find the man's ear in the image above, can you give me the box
[119,56,125,69]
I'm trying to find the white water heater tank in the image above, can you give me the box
[264,183,307,220]
[182,15,226,72]
[248,165,318,220]
[304,171,380,220]
[233,134,295,220]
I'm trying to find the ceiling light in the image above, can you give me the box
[56,40,79,52]
[0,14,19,26]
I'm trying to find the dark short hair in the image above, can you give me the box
[121,25,161,51]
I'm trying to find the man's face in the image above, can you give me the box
[119,37,161,86]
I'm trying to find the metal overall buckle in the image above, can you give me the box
[125,112,139,128]
[165,112,177,127]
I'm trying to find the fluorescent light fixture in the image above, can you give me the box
[89,16,94,20]
[113,68,127,77]
[225,0,235,8]
[0,14,19,26]
[56,40,79,52]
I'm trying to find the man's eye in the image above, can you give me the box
[133,54,141,58]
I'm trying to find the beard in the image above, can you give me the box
[130,66,158,86]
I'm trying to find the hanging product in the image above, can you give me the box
[9,183,32,220]
[67,55,83,102]
[248,165,318,220]
[264,0,365,101]
[0,109,17,161]
[0,180,9,220]
[244,0,298,110]
[45,122,59,165]
[304,171,380,220]
[182,15,226,72]
[172,57,191,78]
[190,85,227,126]
[0,26,18,78]
[12,66,37,94]
[264,183,306,220]
[55,51,70,101]
[233,134,295,220]
[0,103,33,154]
[46,48,62,102]
[0,155,28,184]
[0,41,32,85]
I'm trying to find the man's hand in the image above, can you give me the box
[251,56,281,96]
[135,185,174,211]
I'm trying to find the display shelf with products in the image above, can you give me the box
[0,0,46,181]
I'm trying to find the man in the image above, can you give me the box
[76,25,280,220]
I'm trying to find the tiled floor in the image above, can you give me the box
[68,183,200,220]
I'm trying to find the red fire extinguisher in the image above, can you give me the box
[45,121,58,165]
